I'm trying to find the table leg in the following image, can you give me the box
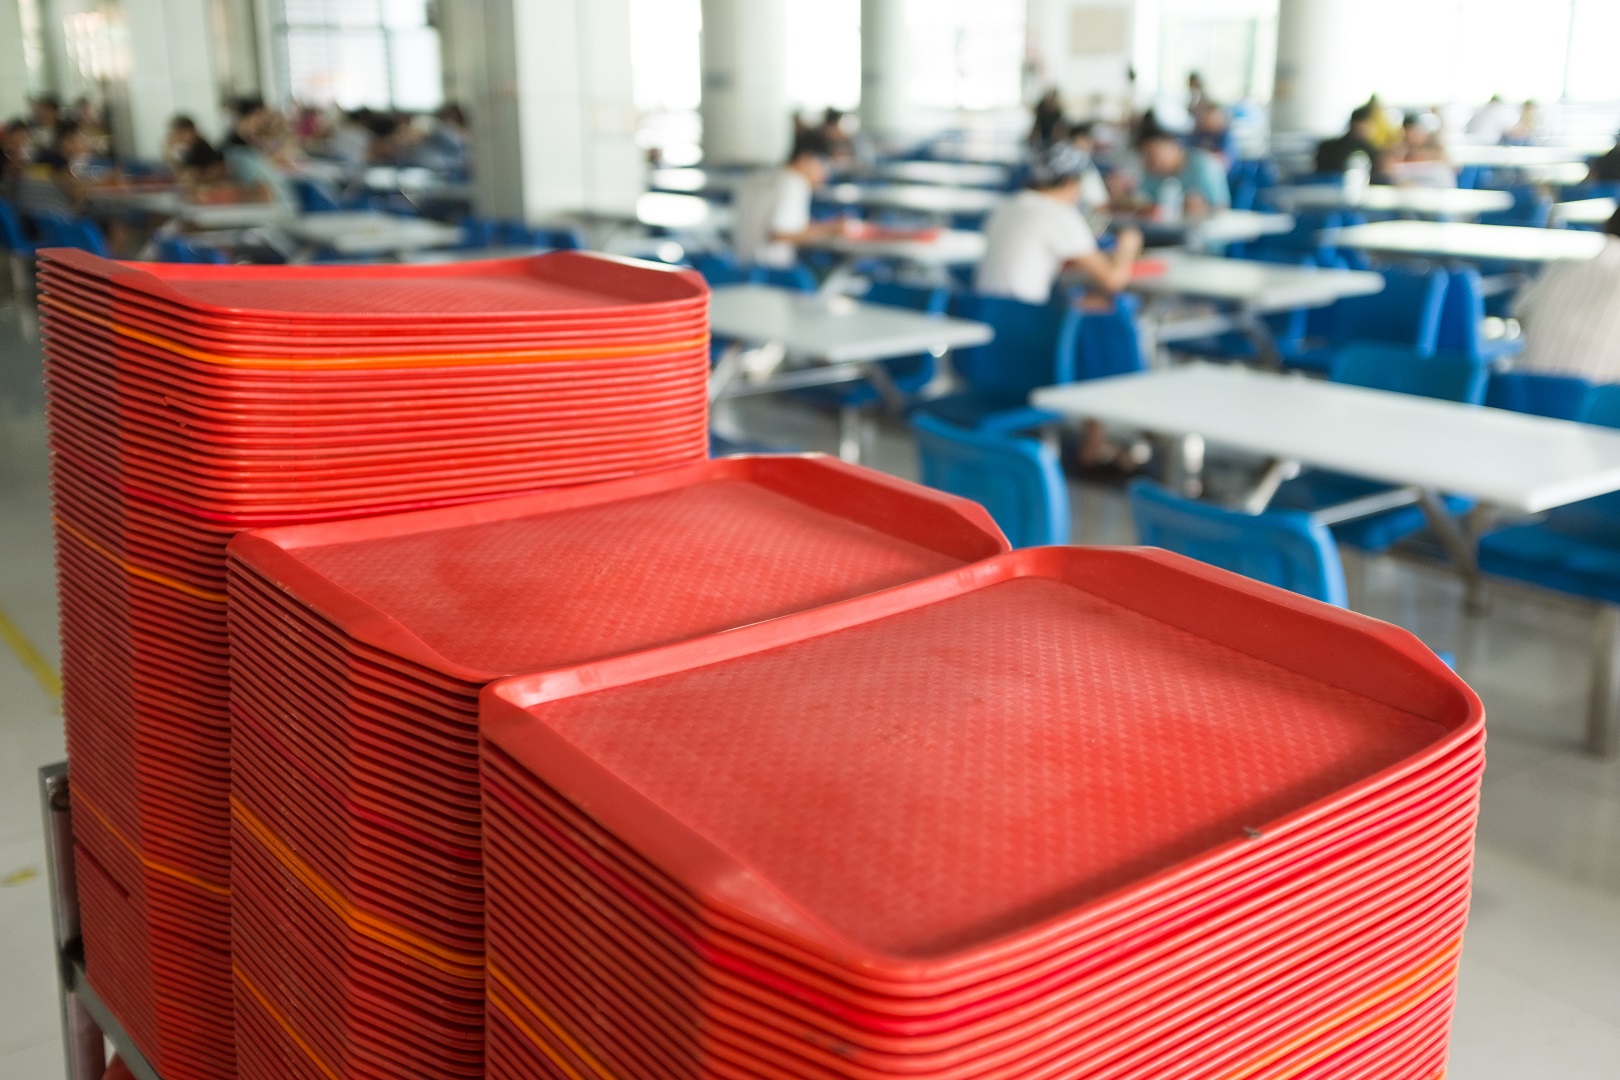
[1588,604,1620,760]
[1163,433,1205,498]
[707,342,746,402]
[837,407,872,463]
[1238,458,1301,514]
[1416,488,1486,613]
[1234,306,1283,371]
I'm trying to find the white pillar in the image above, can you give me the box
[444,0,643,221]
[0,0,28,119]
[1272,0,1365,136]
[859,0,910,143]
[700,0,789,167]
[115,0,222,158]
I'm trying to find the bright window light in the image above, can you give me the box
[786,0,861,112]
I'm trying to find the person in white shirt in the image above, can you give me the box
[1465,95,1519,144]
[975,144,1142,305]
[730,131,846,269]
[1512,210,1620,383]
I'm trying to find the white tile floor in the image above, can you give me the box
[1,298,1617,1078]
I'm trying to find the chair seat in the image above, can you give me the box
[1273,470,1474,553]
[1480,520,1620,606]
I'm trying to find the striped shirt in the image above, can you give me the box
[1514,238,1620,382]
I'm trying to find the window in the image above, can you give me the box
[786,0,861,113]
[904,0,1024,111]
[629,0,702,165]
[273,0,443,111]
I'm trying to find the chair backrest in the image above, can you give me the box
[1329,342,1488,404]
[752,263,818,291]
[1072,293,1148,380]
[0,198,31,251]
[33,211,79,248]
[1479,185,1552,228]
[1128,481,1348,607]
[1435,266,1488,362]
[1580,385,1620,430]
[72,218,110,257]
[290,177,343,213]
[912,414,1069,548]
[687,250,753,287]
[1486,371,1593,420]
[1328,266,1449,354]
[864,280,948,315]
[946,293,1083,401]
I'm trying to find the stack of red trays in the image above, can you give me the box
[37,247,713,1080]
[222,456,1009,1080]
[480,547,1486,1080]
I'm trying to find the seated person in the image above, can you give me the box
[1134,125,1230,220]
[1064,121,1110,214]
[165,115,226,183]
[1588,133,1620,184]
[731,130,846,269]
[1314,106,1387,179]
[1385,113,1456,188]
[1189,101,1235,164]
[1512,208,1620,382]
[975,143,1142,305]
[13,120,95,216]
[1,119,32,195]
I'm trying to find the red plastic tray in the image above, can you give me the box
[481,545,1481,986]
[40,248,709,324]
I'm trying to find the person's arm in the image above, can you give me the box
[770,217,847,245]
[1066,226,1142,294]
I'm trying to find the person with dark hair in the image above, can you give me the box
[731,130,846,268]
[1314,106,1385,178]
[1387,112,1455,188]
[1511,209,1620,381]
[1030,88,1065,149]
[413,102,471,174]
[976,143,1142,304]
[1190,101,1235,164]
[1065,121,1109,212]
[11,119,91,215]
[1589,133,1620,184]
[223,97,271,151]
[28,95,61,149]
[165,114,225,182]
[1134,125,1229,219]
[1,119,32,191]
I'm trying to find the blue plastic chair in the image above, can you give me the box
[1480,386,1620,614]
[751,263,818,291]
[290,177,343,213]
[35,212,110,257]
[1271,344,1484,552]
[913,414,1069,548]
[1287,266,1450,374]
[1436,267,1522,365]
[493,221,586,250]
[1330,342,1488,403]
[792,282,947,411]
[1128,481,1348,606]
[917,294,1082,433]
[0,198,38,256]
[1174,251,1318,363]
[1479,186,1552,229]
[1485,371,1593,420]
[1071,293,1149,380]
[687,250,754,287]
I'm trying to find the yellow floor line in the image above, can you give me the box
[0,602,62,700]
